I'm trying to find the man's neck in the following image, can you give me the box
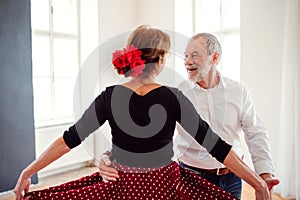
[197,70,220,89]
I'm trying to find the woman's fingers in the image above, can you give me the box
[14,177,31,200]
[99,159,119,182]
[24,178,31,193]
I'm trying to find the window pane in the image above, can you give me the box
[195,0,221,32]
[31,0,49,30]
[222,0,240,29]
[219,33,240,81]
[52,0,78,34]
[32,35,51,76]
[53,38,78,77]
[53,78,75,119]
[33,77,52,121]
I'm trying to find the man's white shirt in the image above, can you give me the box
[174,72,275,175]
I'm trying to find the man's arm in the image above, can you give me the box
[241,85,275,175]
[240,85,279,190]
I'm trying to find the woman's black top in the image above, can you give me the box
[63,85,231,168]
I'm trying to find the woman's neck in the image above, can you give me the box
[122,75,161,96]
[123,74,157,89]
[131,74,156,85]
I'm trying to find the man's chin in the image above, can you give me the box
[188,75,201,83]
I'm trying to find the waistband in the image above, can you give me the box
[178,161,231,176]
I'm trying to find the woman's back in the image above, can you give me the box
[105,85,179,168]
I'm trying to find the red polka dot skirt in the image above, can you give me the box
[25,162,237,200]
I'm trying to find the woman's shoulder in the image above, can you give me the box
[94,85,118,100]
[96,85,183,99]
[102,84,121,93]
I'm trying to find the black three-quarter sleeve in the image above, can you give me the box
[173,88,232,163]
[63,125,81,149]
[63,89,108,149]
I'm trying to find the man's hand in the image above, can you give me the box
[260,173,280,191]
[98,152,119,182]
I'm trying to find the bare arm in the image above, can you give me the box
[14,136,70,200]
[223,149,272,200]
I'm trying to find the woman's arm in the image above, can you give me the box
[14,136,70,200]
[13,90,109,199]
[223,149,271,200]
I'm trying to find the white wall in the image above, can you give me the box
[240,0,286,166]
[136,0,175,30]
[98,0,137,42]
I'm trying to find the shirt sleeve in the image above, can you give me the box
[63,90,108,149]
[240,85,275,175]
[174,88,232,163]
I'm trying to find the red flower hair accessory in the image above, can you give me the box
[112,45,146,77]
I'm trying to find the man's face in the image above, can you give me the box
[184,38,212,82]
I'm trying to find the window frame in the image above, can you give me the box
[31,0,81,128]
[193,0,241,81]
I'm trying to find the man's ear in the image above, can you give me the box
[212,52,220,64]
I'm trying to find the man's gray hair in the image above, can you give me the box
[191,33,222,64]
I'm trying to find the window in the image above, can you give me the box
[194,0,240,81]
[175,0,240,81]
[31,0,80,126]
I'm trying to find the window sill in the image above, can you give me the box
[35,118,74,129]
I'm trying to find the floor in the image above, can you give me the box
[0,166,288,200]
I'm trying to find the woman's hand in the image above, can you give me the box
[13,137,70,199]
[14,172,31,200]
[98,153,119,182]
[254,182,271,200]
